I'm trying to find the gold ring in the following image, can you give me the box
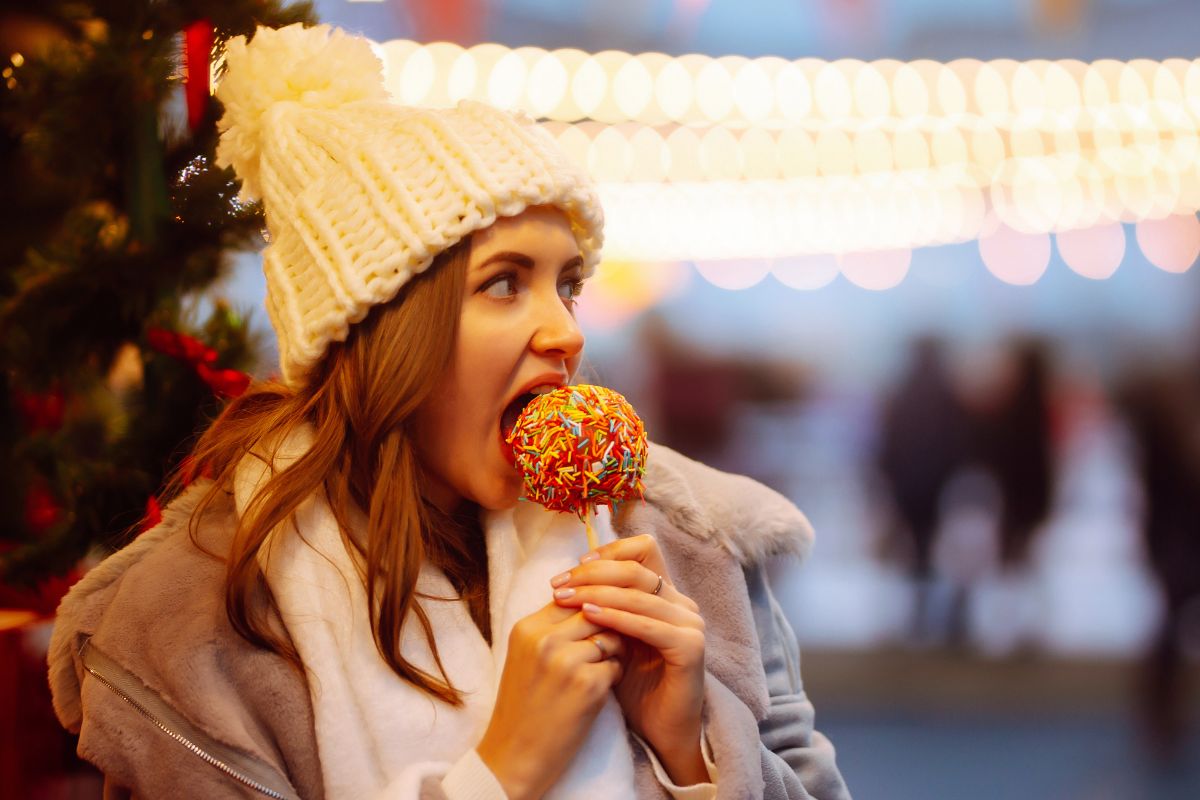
[589,636,607,659]
[652,574,664,595]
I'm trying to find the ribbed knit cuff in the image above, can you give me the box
[441,749,509,800]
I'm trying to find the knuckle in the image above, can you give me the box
[570,668,599,695]
[509,618,534,646]
[534,633,558,665]
[547,647,572,674]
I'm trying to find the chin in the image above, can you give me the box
[471,472,523,511]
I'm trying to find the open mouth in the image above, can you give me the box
[500,393,538,440]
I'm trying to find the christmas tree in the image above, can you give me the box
[0,0,315,610]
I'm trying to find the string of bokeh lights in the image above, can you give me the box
[372,41,1200,303]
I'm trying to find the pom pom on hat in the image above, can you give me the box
[215,24,388,202]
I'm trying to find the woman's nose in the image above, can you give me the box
[530,293,585,360]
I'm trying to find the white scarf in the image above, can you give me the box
[235,440,637,799]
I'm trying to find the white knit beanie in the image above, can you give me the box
[213,24,604,386]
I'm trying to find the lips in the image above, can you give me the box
[498,373,567,443]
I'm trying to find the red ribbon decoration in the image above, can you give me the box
[23,482,62,535]
[138,495,163,534]
[146,327,250,398]
[183,20,213,132]
[11,386,65,433]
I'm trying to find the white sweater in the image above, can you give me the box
[237,436,714,799]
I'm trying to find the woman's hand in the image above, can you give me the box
[476,602,626,800]
[550,534,709,786]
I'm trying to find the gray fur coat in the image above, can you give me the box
[48,444,850,800]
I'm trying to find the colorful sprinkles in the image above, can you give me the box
[506,384,648,548]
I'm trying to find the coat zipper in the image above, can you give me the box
[80,638,296,800]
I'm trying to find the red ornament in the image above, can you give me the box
[12,386,65,433]
[146,327,249,399]
[23,483,62,535]
[139,495,163,534]
[183,20,214,132]
[196,364,250,398]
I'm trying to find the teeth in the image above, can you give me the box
[530,385,559,395]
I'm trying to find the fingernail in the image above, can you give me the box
[554,588,575,600]
[550,572,570,587]
[582,602,601,614]
[580,551,598,563]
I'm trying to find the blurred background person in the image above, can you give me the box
[1118,365,1200,764]
[979,340,1058,573]
[875,337,971,646]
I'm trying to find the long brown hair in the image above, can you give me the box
[182,238,487,706]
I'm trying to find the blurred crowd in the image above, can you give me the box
[601,315,1200,765]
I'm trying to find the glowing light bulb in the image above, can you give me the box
[1057,223,1125,279]
[839,249,911,290]
[1136,214,1200,273]
[979,223,1051,285]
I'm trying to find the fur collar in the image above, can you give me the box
[632,443,815,566]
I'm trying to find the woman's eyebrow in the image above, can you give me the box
[472,251,585,272]
[473,251,535,271]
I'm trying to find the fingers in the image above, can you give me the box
[581,603,706,664]
[581,533,668,575]
[555,584,699,629]
[583,631,626,663]
[554,557,666,596]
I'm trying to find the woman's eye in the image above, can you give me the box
[559,277,585,301]
[482,274,517,298]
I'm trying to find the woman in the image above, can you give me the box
[48,24,850,800]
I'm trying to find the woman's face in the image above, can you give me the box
[414,206,587,512]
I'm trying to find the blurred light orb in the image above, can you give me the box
[571,56,607,116]
[775,63,813,121]
[547,48,588,120]
[655,58,693,121]
[778,128,818,178]
[488,49,527,109]
[588,126,633,182]
[734,61,774,121]
[892,63,930,117]
[700,126,742,180]
[855,127,893,173]
[816,129,855,175]
[1056,223,1125,280]
[980,223,1051,285]
[665,127,704,182]
[696,60,735,122]
[1136,214,1200,273]
[552,124,591,171]
[528,52,568,116]
[934,63,967,115]
[398,46,435,104]
[629,126,667,182]
[839,249,911,291]
[815,62,854,118]
[854,64,890,118]
[772,255,840,290]
[974,62,1010,118]
[740,128,779,180]
[694,258,772,290]
[447,50,478,103]
[893,126,930,171]
[613,56,652,119]
[1043,61,1082,111]
[424,42,464,106]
